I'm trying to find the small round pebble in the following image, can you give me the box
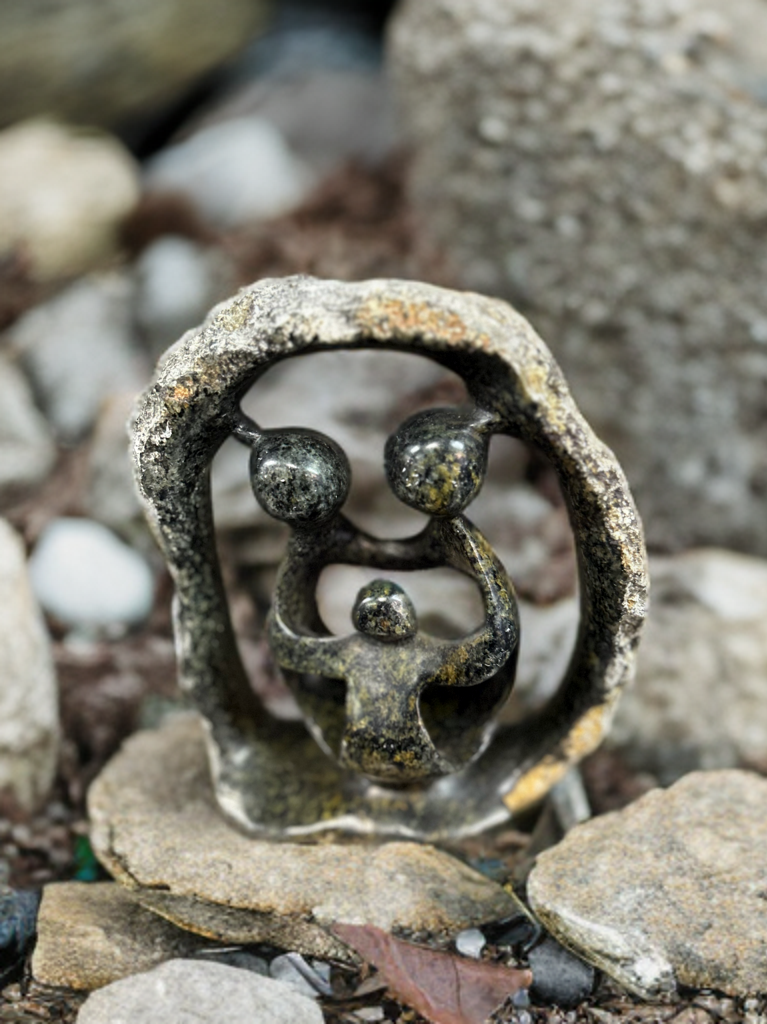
[29,518,154,630]
[528,936,595,1008]
[135,236,223,353]
[454,927,487,959]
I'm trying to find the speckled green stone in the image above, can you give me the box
[352,579,417,641]
[384,406,491,516]
[250,428,350,526]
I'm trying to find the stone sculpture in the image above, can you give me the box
[131,275,648,839]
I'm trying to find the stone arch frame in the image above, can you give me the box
[131,275,648,838]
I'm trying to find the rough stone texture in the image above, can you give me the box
[0,518,58,809]
[0,0,268,130]
[389,0,767,554]
[88,715,519,962]
[32,883,206,990]
[528,770,767,998]
[0,120,139,282]
[75,959,323,1024]
[8,272,147,440]
[130,275,647,838]
[610,549,767,780]
[0,353,56,500]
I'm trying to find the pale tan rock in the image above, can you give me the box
[88,715,518,961]
[0,121,139,282]
[32,882,205,990]
[528,770,767,998]
[0,518,58,809]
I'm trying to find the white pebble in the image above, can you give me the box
[455,927,487,959]
[29,518,154,630]
[144,117,314,229]
[134,236,225,353]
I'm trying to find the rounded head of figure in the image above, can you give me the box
[384,407,490,517]
[250,428,350,526]
[352,579,418,642]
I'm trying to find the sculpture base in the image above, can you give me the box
[87,714,520,959]
[206,709,542,840]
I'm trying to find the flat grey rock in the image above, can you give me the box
[9,272,147,440]
[389,0,767,555]
[0,518,58,810]
[528,770,767,998]
[32,883,206,990]
[88,714,519,962]
[75,958,324,1024]
[0,353,55,499]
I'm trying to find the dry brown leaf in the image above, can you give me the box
[333,923,532,1024]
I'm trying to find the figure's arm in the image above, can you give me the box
[428,517,518,687]
[267,606,352,676]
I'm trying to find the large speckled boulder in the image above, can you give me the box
[389,0,767,554]
[0,0,268,130]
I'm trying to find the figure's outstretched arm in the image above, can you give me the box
[427,516,519,687]
[267,606,353,677]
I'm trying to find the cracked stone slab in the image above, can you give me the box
[32,882,207,990]
[527,770,767,998]
[88,715,519,962]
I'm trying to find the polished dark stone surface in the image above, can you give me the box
[384,406,492,517]
[249,427,350,526]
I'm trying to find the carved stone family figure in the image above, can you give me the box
[130,276,648,839]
